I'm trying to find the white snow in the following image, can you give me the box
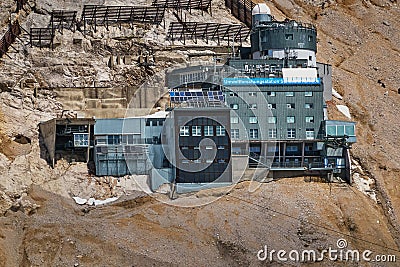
[72,196,119,206]
[72,196,87,205]
[94,197,119,206]
[332,88,343,100]
[336,105,351,119]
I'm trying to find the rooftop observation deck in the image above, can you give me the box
[256,19,316,32]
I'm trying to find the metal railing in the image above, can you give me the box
[0,21,21,58]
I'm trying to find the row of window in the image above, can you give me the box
[230,116,315,124]
[145,120,164,127]
[285,34,313,42]
[231,128,315,139]
[229,91,313,97]
[230,103,314,110]
[179,126,226,137]
[181,159,227,164]
[181,145,226,150]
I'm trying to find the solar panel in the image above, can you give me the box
[169,90,225,104]
[167,22,250,45]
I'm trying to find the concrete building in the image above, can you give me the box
[164,3,357,182]
[93,115,166,176]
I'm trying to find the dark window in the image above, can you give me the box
[107,135,121,145]
[285,34,294,40]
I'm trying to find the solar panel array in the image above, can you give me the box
[167,22,250,44]
[169,90,225,103]
[81,5,166,29]
[152,0,212,12]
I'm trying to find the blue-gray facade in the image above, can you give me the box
[93,117,165,176]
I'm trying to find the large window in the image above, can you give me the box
[192,126,202,136]
[326,125,355,136]
[287,116,295,123]
[204,126,214,136]
[306,128,315,139]
[216,126,225,136]
[249,117,258,124]
[231,129,239,139]
[250,129,259,139]
[287,128,296,139]
[74,133,89,147]
[268,129,277,139]
[179,126,190,136]
[107,135,121,145]
[231,117,239,124]
[306,116,314,123]
[268,116,277,124]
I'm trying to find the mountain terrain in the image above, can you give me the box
[0,0,400,266]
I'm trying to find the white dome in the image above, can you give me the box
[252,3,271,15]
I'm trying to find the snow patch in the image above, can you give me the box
[72,196,119,206]
[332,88,343,100]
[336,105,351,119]
[72,196,87,205]
[94,197,119,206]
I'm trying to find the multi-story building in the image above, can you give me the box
[165,3,356,182]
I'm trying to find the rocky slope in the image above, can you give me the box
[0,0,400,266]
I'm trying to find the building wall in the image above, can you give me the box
[225,83,324,141]
[94,118,166,176]
[172,108,232,183]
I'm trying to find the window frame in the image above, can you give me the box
[192,126,202,136]
[216,126,226,136]
[287,116,295,124]
[249,129,259,139]
[305,91,313,97]
[268,129,277,139]
[287,128,296,139]
[179,126,190,136]
[249,117,258,124]
[204,126,214,136]
[231,129,239,139]
[268,116,277,124]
